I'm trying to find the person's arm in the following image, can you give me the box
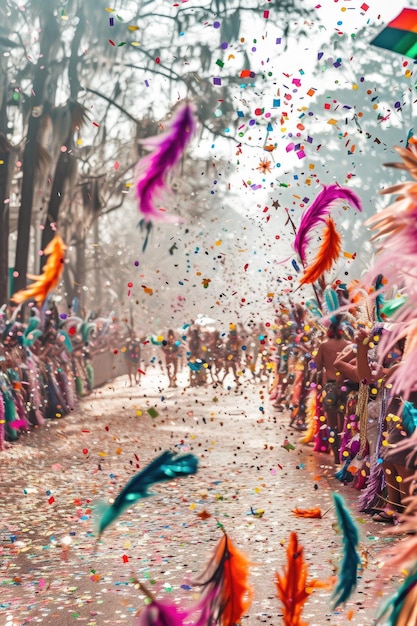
[334,345,360,383]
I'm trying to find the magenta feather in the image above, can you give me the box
[135,103,196,223]
[133,585,215,626]
[9,419,29,430]
[134,599,192,626]
[294,184,362,263]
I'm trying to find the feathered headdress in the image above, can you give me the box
[135,103,196,223]
[293,184,362,284]
[12,235,66,305]
[362,144,417,400]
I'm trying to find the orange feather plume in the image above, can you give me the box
[276,532,328,626]
[292,507,322,519]
[197,532,253,625]
[299,387,319,445]
[12,235,66,305]
[300,218,341,285]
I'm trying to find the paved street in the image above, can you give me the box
[0,368,402,625]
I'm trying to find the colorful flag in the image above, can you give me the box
[370,9,417,59]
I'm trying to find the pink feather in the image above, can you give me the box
[135,103,196,223]
[9,419,29,430]
[294,184,362,263]
[361,145,417,400]
[133,582,213,626]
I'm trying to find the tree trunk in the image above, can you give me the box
[93,219,102,308]
[75,237,86,314]
[40,144,72,256]
[0,143,10,305]
[13,8,60,294]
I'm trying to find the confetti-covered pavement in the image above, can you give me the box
[0,370,401,625]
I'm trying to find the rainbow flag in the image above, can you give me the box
[370,8,417,59]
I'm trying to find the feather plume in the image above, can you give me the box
[380,536,417,574]
[332,492,361,608]
[12,235,66,305]
[95,450,198,537]
[135,103,196,223]
[133,581,203,626]
[299,219,341,285]
[134,600,190,626]
[361,144,417,400]
[293,184,362,263]
[375,565,417,626]
[324,286,339,314]
[299,387,319,444]
[275,532,328,626]
[292,507,322,518]
[196,532,252,625]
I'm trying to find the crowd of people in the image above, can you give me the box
[159,321,272,388]
[265,285,417,527]
[0,300,134,450]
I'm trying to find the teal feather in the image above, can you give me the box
[400,401,417,437]
[23,329,43,347]
[324,287,339,324]
[381,296,407,318]
[375,565,417,625]
[81,322,96,345]
[25,317,40,336]
[374,275,385,323]
[3,391,18,441]
[57,330,73,353]
[332,492,361,608]
[95,450,198,536]
[324,287,339,313]
[305,299,323,318]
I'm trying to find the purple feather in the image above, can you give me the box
[135,103,196,223]
[294,184,362,262]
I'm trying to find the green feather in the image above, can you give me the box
[3,391,18,441]
[381,296,407,318]
[332,492,361,608]
[86,363,94,390]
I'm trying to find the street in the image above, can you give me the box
[0,368,401,625]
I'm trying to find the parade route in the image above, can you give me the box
[0,369,402,625]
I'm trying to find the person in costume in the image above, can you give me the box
[125,329,142,386]
[311,317,350,462]
[162,329,181,388]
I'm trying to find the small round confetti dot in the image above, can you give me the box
[213,21,220,28]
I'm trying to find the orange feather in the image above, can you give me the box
[292,507,322,519]
[12,235,66,305]
[299,388,319,445]
[276,532,328,626]
[300,218,341,285]
[198,532,253,625]
[214,534,252,625]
